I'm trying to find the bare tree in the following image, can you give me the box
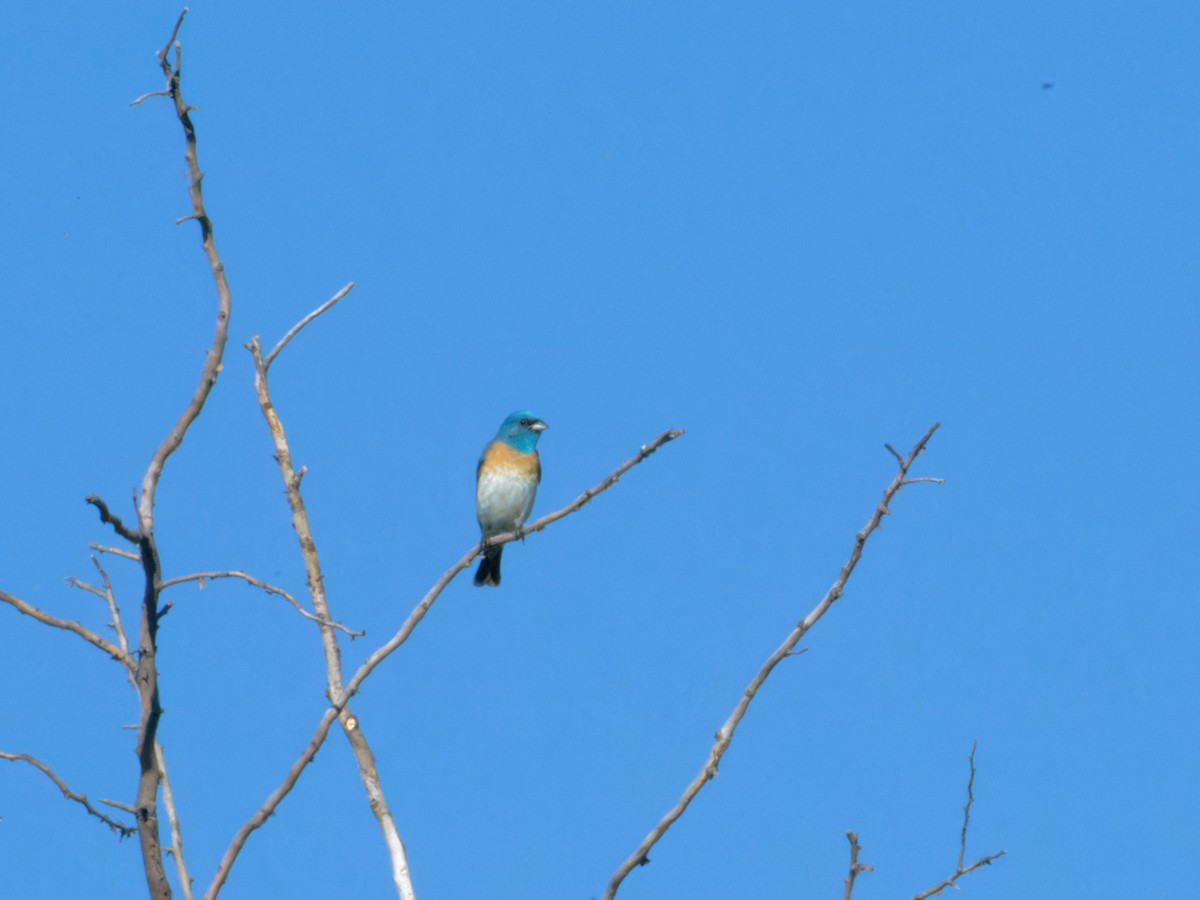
[1,11,1003,900]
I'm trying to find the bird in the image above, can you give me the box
[474,410,548,587]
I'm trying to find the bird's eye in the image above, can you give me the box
[519,418,530,426]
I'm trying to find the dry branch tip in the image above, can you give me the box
[85,495,141,543]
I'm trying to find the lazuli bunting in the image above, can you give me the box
[474,410,548,587]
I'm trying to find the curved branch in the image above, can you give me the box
[0,590,131,667]
[603,423,942,899]
[136,5,232,534]
[158,570,364,637]
[85,494,141,543]
[1,751,135,838]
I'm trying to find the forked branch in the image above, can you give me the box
[0,590,131,667]
[603,423,942,899]
[121,9,235,897]
[205,426,684,898]
[843,830,873,899]
[911,741,1006,899]
[0,751,135,838]
[242,288,414,900]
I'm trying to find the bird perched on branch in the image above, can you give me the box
[474,410,548,587]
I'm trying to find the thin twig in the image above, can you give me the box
[156,743,195,900]
[157,6,188,63]
[92,555,131,658]
[0,751,134,838]
[959,740,977,871]
[246,337,346,694]
[263,282,354,369]
[158,570,364,637]
[90,543,142,561]
[843,831,873,900]
[911,741,1006,899]
[603,423,941,900]
[131,89,171,107]
[0,590,131,667]
[100,798,139,814]
[65,578,108,600]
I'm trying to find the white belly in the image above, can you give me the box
[476,468,538,536]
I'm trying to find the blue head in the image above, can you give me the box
[495,410,548,453]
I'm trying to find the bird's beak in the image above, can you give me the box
[530,420,548,432]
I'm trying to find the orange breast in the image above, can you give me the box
[482,440,542,481]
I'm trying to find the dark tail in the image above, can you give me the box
[474,545,502,587]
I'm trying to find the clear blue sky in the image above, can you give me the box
[3,2,1197,898]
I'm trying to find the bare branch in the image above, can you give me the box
[0,590,131,667]
[135,6,231,537]
[254,316,414,894]
[911,741,1006,900]
[603,423,941,900]
[91,555,131,659]
[204,707,340,900]
[157,7,188,63]
[89,543,142,561]
[63,558,133,668]
[959,740,978,871]
[158,570,364,637]
[843,830,873,900]
[85,494,141,543]
[123,11,231,895]
[156,743,195,900]
[131,88,172,107]
[252,321,414,897]
[65,577,108,600]
[263,282,355,369]
[100,798,139,814]
[912,850,1007,899]
[246,337,346,694]
[0,751,134,838]
[338,711,417,900]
